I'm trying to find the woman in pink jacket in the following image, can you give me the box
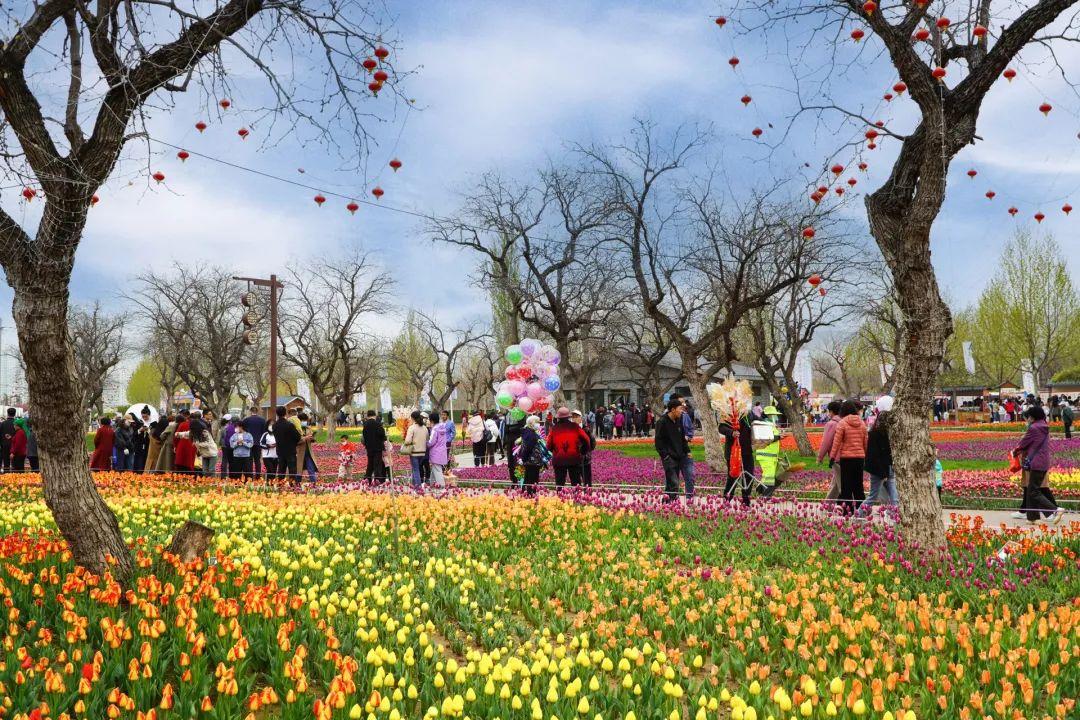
[815,400,843,502]
[830,400,868,515]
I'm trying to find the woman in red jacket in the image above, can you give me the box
[90,417,115,471]
[10,417,28,471]
[829,400,868,515]
[173,410,197,473]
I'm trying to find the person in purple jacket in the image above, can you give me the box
[1012,406,1065,524]
[426,416,449,488]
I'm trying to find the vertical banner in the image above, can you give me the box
[379,386,392,412]
[962,341,976,375]
[793,352,813,395]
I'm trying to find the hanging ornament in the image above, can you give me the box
[801,227,815,239]
[835,187,845,196]
[219,99,231,109]
[389,158,403,171]
[810,192,822,204]
[862,1,877,13]
[985,190,996,200]
[819,287,827,296]
[935,18,951,30]
[371,186,384,199]
[1034,212,1046,223]
[1063,203,1073,215]
[374,46,390,60]
[152,171,165,183]
[865,129,879,141]
[915,28,930,41]
[884,93,894,102]
[368,81,383,95]
[751,127,763,138]
[1039,102,1052,116]
[858,162,868,171]
[973,25,988,38]
[21,188,36,201]
[373,69,389,83]
[830,164,844,175]
[728,56,740,68]
[808,274,822,286]
[177,150,190,161]
[238,128,250,139]
[347,202,360,214]
[868,142,877,150]
[847,177,857,187]
[1003,68,1017,81]
[817,186,828,195]
[715,16,727,27]
[966,169,977,178]
[740,95,752,106]
[195,121,208,132]
[893,82,907,94]
[850,28,865,42]
[90,195,100,206]
[932,67,947,81]
[314,194,326,206]
[1008,207,1019,216]
[362,58,378,72]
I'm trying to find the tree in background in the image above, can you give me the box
[386,312,439,407]
[409,311,490,415]
[812,333,882,399]
[126,358,162,407]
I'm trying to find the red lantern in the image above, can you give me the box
[752,127,763,138]
[893,82,907,94]
[372,186,384,199]
[314,194,326,206]
[1063,203,1073,215]
[347,202,359,214]
[740,95,752,106]
[219,99,231,109]
[195,121,207,132]
[1039,102,1052,116]
[819,287,827,296]
[935,18,950,30]
[817,186,828,195]
[801,227,815,239]
[874,120,884,127]
[715,16,727,27]
[808,273,822,286]
[177,150,190,161]
[830,164,844,175]
[21,187,35,201]
[867,142,877,150]
[862,1,876,13]
[932,67,947,81]
[858,162,868,171]
[728,56,740,68]
[1003,68,1017,81]
[238,127,250,139]
[865,129,878,141]
[368,81,383,95]
[973,25,988,38]
[1008,206,1018,216]
[810,192,822,204]
[373,69,389,83]
[835,187,845,196]
[374,46,390,59]
[152,171,165,183]
[362,57,377,72]
[883,93,894,102]
[389,158,403,171]
[1035,212,1046,223]
[915,28,930,41]
[90,194,100,206]
[966,169,977,178]
[847,177,857,187]
[985,190,996,200]
[850,29,865,42]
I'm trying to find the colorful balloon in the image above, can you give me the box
[495,391,514,408]
[517,396,534,412]
[547,349,562,366]
[504,366,517,380]
[505,344,523,364]
[509,407,526,421]
[526,382,544,400]
[542,375,561,392]
[533,394,552,413]
[520,338,540,357]
[507,380,526,397]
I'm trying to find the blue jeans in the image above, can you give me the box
[681,454,695,497]
[410,456,424,489]
[304,453,318,482]
[860,468,898,514]
[116,451,134,471]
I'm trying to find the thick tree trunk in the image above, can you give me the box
[12,251,133,581]
[762,373,814,456]
[682,366,724,473]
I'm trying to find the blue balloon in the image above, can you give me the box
[542,375,561,392]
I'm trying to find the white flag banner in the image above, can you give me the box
[793,352,813,395]
[1022,371,1037,395]
[962,341,976,375]
[379,386,392,411]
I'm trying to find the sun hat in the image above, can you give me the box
[556,406,571,419]
[571,409,582,417]
[763,405,780,416]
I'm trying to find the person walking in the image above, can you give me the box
[242,407,268,480]
[655,398,691,502]
[1063,400,1074,439]
[426,416,449,487]
[403,411,429,490]
[362,410,388,482]
[858,397,897,516]
[260,427,278,480]
[90,417,115,471]
[272,406,302,484]
[547,407,591,488]
[1012,406,1065,523]
[467,409,487,466]
[518,415,548,496]
[113,416,134,472]
[219,415,236,479]
[830,400,868,516]
[10,417,27,472]
[503,412,525,486]
[484,412,500,465]
[0,408,17,473]
[230,424,255,479]
[613,408,625,439]
[719,411,754,505]
[572,410,596,487]
[24,417,38,471]
[297,412,319,482]
[816,400,843,502]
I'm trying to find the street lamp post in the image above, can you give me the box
[233,274,285,414]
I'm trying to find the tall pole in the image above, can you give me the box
[269,274,278,413]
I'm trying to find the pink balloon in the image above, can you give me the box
[526,382,544,400]
[504,365,517,380]
[517,396,534,412]
[508,380,526,397]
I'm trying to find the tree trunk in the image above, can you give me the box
[326,412,337,439]
[12,254,134,581]
[762,373,814,456]
[682,364,724,473]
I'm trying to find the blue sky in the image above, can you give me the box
[2,0,1079,338]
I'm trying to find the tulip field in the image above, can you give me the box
[0,466,1078,720]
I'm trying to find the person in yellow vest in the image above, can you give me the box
[752,405,786,497]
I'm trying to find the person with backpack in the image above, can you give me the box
[547,407,591,488]
[1062,401,1074,439]
[467,409,487,466]
[517,414,549,496]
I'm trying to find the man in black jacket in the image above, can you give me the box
[0,408,17,473]
[654,398,690,502]
[361,410,387,482]
[241,406,268,480]
[271,405,302,484]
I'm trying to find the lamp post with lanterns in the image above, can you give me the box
[233,274,285,415]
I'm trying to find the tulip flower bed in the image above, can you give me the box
[1,472,1078,720]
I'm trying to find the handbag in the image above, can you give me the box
[1007,451,1022,473]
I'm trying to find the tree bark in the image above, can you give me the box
[682,364,724,473]
[761,372,814,456]
[11,210,133,580]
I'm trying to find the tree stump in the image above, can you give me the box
[166,521,215,563]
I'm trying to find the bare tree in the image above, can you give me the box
[812,333,881,399]
[584,121,821,473]
[610,308,678,416]
[411,310,490,414]
[236,340,270,412]
[386,311,438,407]
[0,0,400,578]
[69,302,127,416]
[456,339,500,413]
[130,266,248,426]
[740,0,1080,547]
[279,249,392,437]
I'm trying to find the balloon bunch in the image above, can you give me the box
[494,338,562,421]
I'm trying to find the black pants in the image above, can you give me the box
[12,455,24,472]
[365,450,386,482]
[1023,470,1058,520]
[1065,421,1073,439]
[220,448,232,478]
[554,464,582,488]
[523,464,541,495]
[506,433,521,485]
[0,443,10,472]
[28,456,38,471]
[278,453,299,483]
[837,458,866,515]
[472,441,486,466]
[230,456,252,479]
[582,460,592,487]
[250,446,262,478]
[420,457,430,481]
[663,461,684,502]
[263,457,279,480]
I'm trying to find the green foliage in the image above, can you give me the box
[125,358,161,406]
